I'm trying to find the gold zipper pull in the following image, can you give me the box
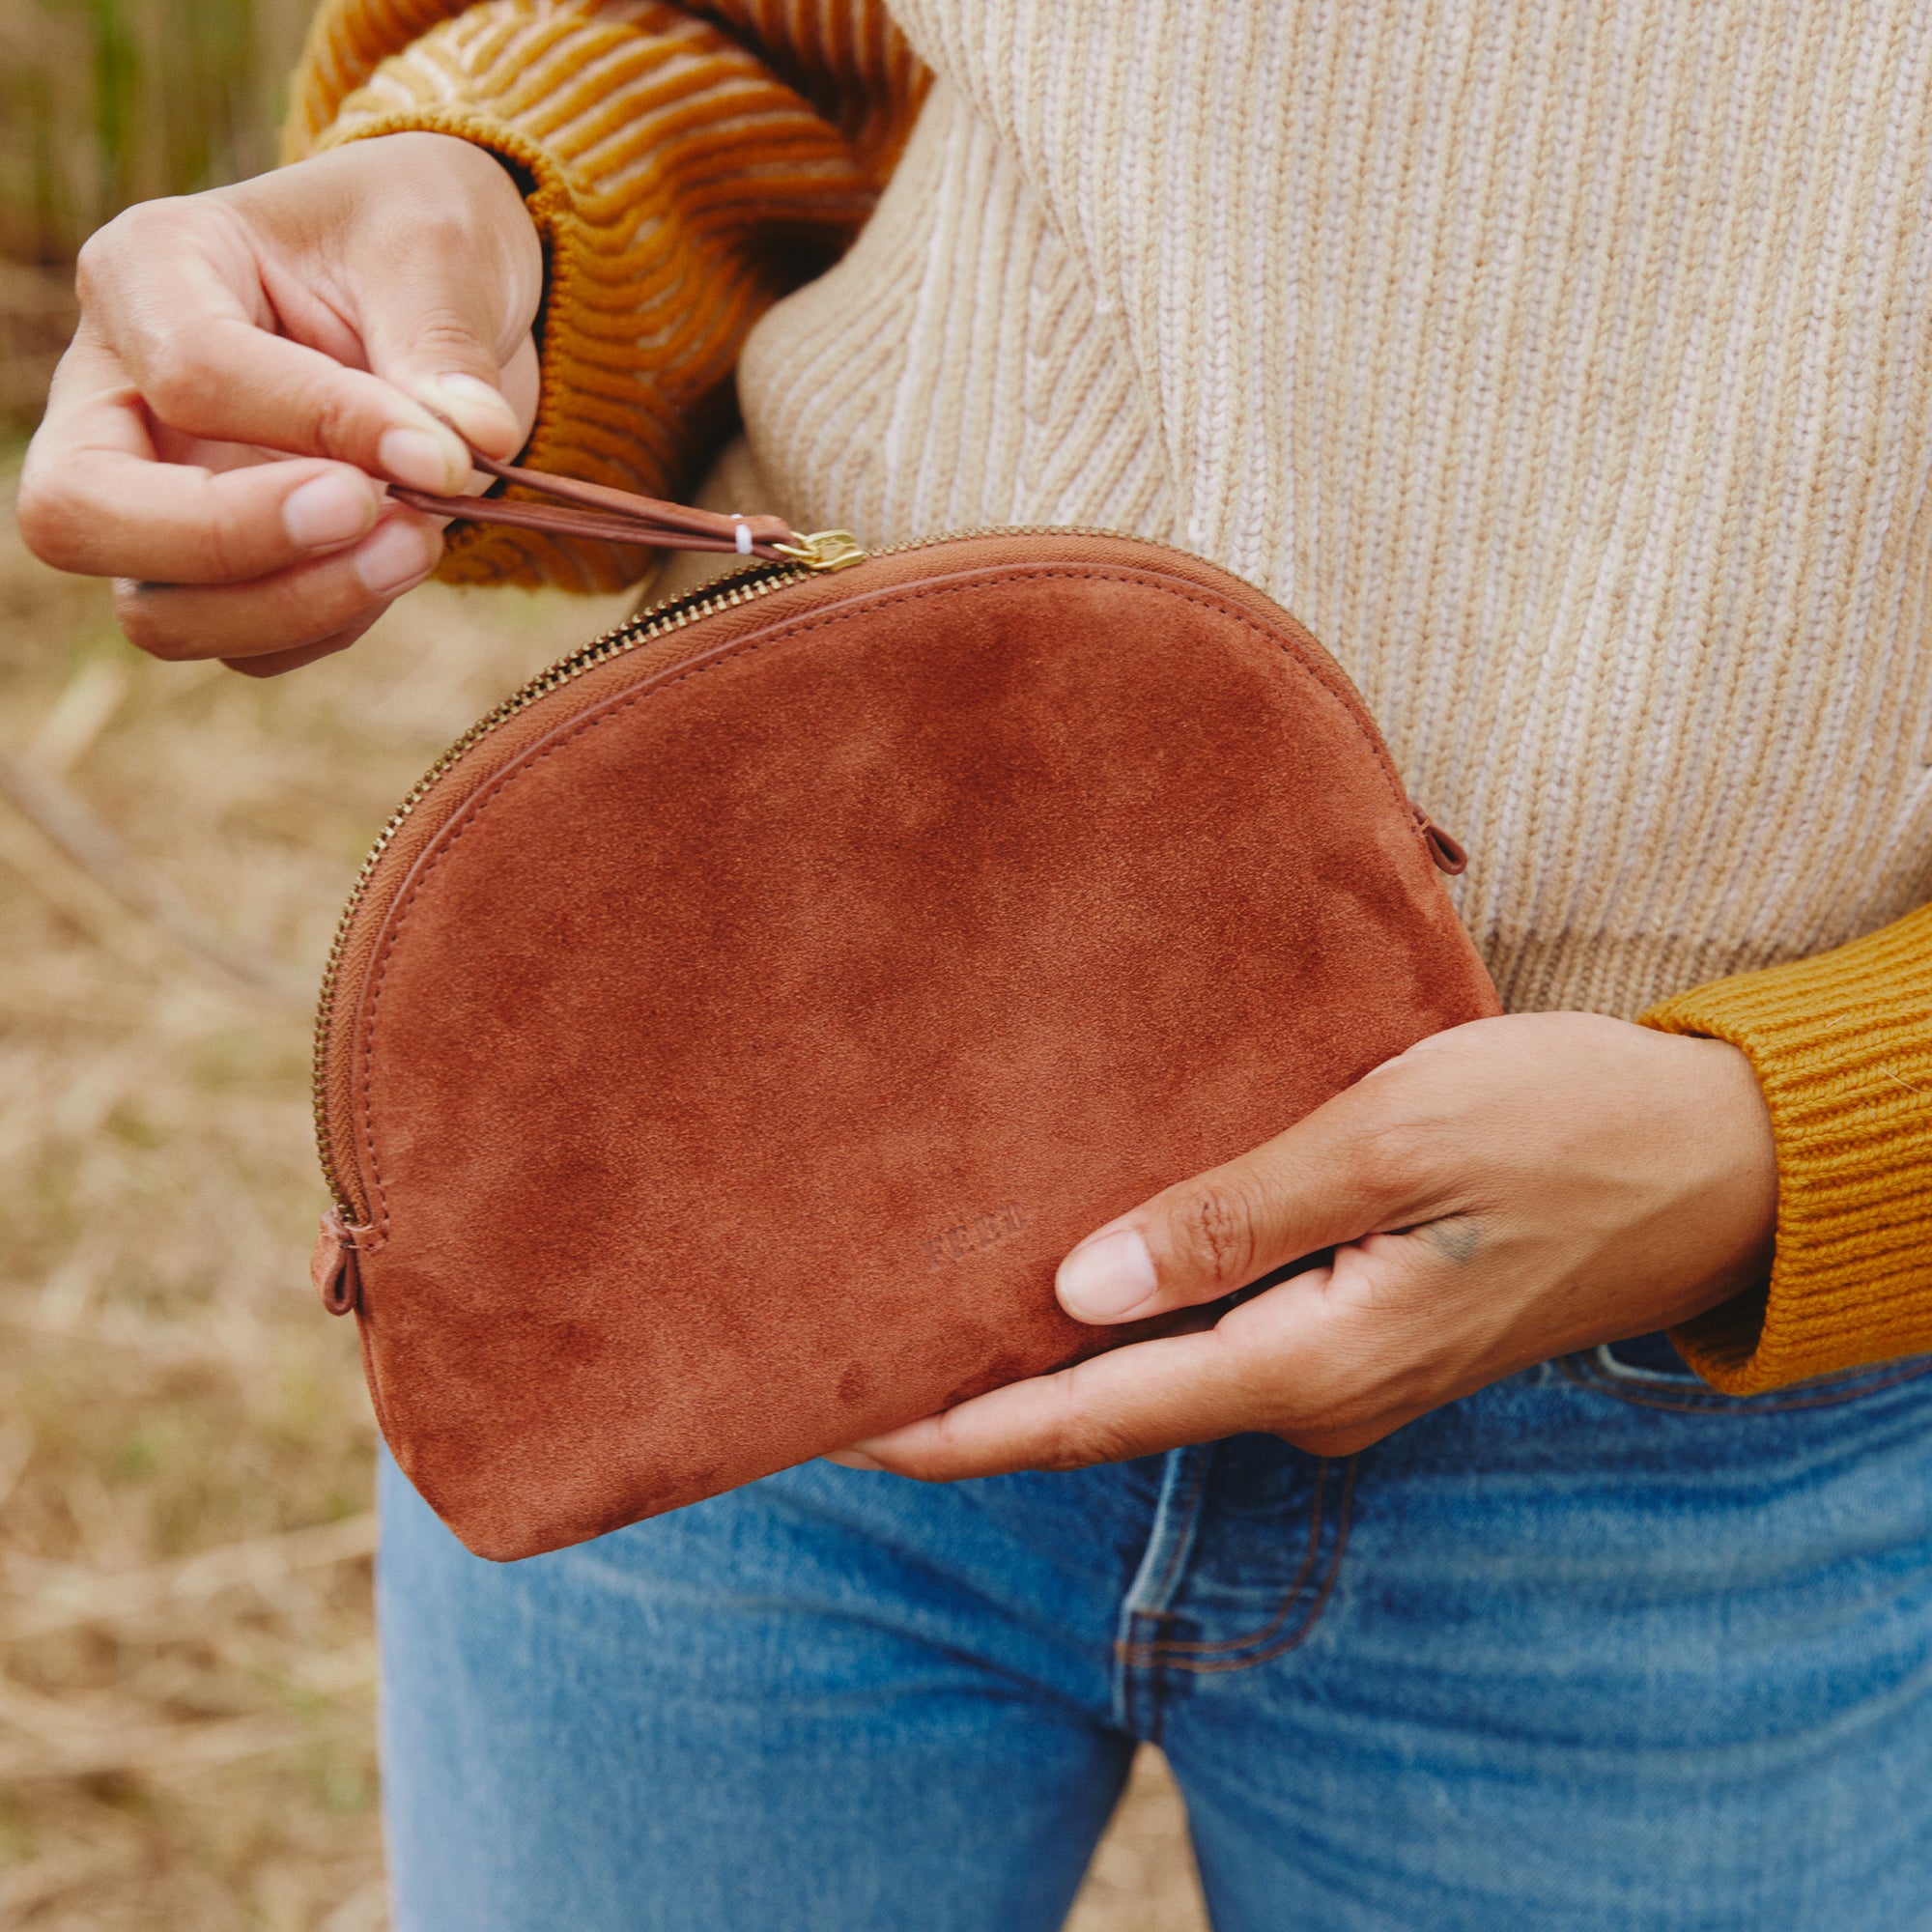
[774,530,867,573]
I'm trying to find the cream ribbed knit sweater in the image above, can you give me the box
[290,0,1932,1391]
[744,2,1932,1025]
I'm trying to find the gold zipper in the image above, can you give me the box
[308,522,1374,1214]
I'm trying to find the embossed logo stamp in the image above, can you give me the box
[923,1203,1028,1272]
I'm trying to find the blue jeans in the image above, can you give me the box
[379,1342,1932,1930]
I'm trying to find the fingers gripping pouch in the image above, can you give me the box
[311,473,1499,1561]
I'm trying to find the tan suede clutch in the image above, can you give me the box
[308,455,1499,1560]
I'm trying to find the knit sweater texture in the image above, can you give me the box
[287,0,1932,1394]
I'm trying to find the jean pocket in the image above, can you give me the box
[1558,1335,1932,1413]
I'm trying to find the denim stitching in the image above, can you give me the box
[1590,1344,1704,1385]
[1557,1351,1932,1413]
[1162,1459,1359,1676]
[1117,1448,1213,1738]
[1118,1457,1359,1674]
[1120,1458,1331,1662]
[1119,1448,1212,1685]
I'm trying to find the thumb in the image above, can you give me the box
[356,264,530,465]
[1055,1072,1442,1326]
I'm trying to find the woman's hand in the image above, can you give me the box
[835,1012,1780,1477]
[17,132,543,676]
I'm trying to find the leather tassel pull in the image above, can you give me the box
[389,447,807,560]
[1417,813,1469,875]
[311,1207,365,1316]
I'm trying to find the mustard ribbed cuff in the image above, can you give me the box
[1640,901,1932,1393]
[290,4,892,591]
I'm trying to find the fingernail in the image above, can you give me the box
[824,1450,883,1471]
[377,424,466,493]
[416,372,520,446]
[353,517,436,596]
[1056,1228,1158,1322]
[283,471,377,549]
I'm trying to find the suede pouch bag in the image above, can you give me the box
[308,455,1500,1560]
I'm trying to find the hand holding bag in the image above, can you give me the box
[309,451,1499,1559]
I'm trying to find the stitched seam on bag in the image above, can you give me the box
[1159,1458,1358,1676]
[353,570,1426,1243]
[354,1301,399,1446]
[1555,1351,1932,1412]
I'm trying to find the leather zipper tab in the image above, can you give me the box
[1417,812,1469,875]
[311,1207,366,1316]
[388,440,865,570]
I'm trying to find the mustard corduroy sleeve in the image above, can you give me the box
[1640,902,1932,1393]
[284,0,927,591]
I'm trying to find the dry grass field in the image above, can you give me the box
[0,464,1209,1930]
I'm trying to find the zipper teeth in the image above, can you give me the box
[308,524,1268,1209]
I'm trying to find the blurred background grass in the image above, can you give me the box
[0,0,317,436]
[0,3,1210,1924]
